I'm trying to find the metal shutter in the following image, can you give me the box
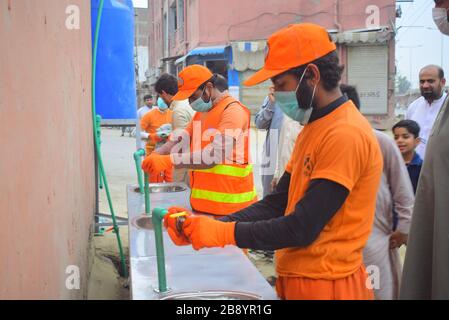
[348,45,388,115]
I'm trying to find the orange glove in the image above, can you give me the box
[163,207,192,246]
[183,216,236,250]
[141,153,173,174]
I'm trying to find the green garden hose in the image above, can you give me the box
[92,0,127,278]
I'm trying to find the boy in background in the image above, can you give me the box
[392,120,423,194]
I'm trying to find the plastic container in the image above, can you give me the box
[91,0,137,122]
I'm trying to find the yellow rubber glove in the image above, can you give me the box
[183,216,236,250]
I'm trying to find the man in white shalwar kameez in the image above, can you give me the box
[363,130,414,300]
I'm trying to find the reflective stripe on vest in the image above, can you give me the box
[191,187,258,204]
[194,164,253,178]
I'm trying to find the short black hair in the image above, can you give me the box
[214,74,229,92]
[276,50,344,91]
[392,120,421,138]
[143,94,153,101]
[154,73,179,96]
[340,84,360,109]
[421,64,445,79]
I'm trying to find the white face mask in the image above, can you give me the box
[433,7,449,35]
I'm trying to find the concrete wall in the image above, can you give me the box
[0,0,94,299]
[193,0,395,47]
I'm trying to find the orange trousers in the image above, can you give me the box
[275,266,374,300]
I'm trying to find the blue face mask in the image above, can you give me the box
[274,68,316,125]
[157,97,169,111]
[190,87,213,112]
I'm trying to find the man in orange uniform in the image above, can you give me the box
[142,65,257,215]
[140,97,173,182]
[165,23,383,300]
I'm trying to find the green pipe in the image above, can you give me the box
[144,173,150,215]
[92,0,127,278]
[133,149,145,194]
[152,207,169,293]
[96,115,103,189]
[98,164,104,189]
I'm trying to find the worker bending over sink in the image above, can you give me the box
[161,23,383,300]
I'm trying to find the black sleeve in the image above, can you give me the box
[234,179,349,250]
[218,172,290,223]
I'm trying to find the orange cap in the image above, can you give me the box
[172,64,214,100]
[244,23,337,86]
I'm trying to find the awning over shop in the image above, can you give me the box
[230,40,267,72]
[175,45,228,65]
[330,29,393,44]
[162,55,183,62]
[228,29,392,72]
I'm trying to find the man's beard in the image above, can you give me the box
[421,88,440,100]
[296,81,315,109]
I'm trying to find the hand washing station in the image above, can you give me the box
[127,181,278,300]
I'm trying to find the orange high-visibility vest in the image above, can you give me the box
[189,96,257,215]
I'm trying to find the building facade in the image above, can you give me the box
[135,5,152,105]
[149,0,397,129]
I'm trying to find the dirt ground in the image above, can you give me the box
[87,128,135,300]
[87,127,274,299]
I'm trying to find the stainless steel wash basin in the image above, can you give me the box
[134,183,187,194]
[132,215,153,230]
[127,182,279,300]
[148,184,187,193]
[160,290,261,300]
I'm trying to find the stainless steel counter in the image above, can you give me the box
[127,183,278,300]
